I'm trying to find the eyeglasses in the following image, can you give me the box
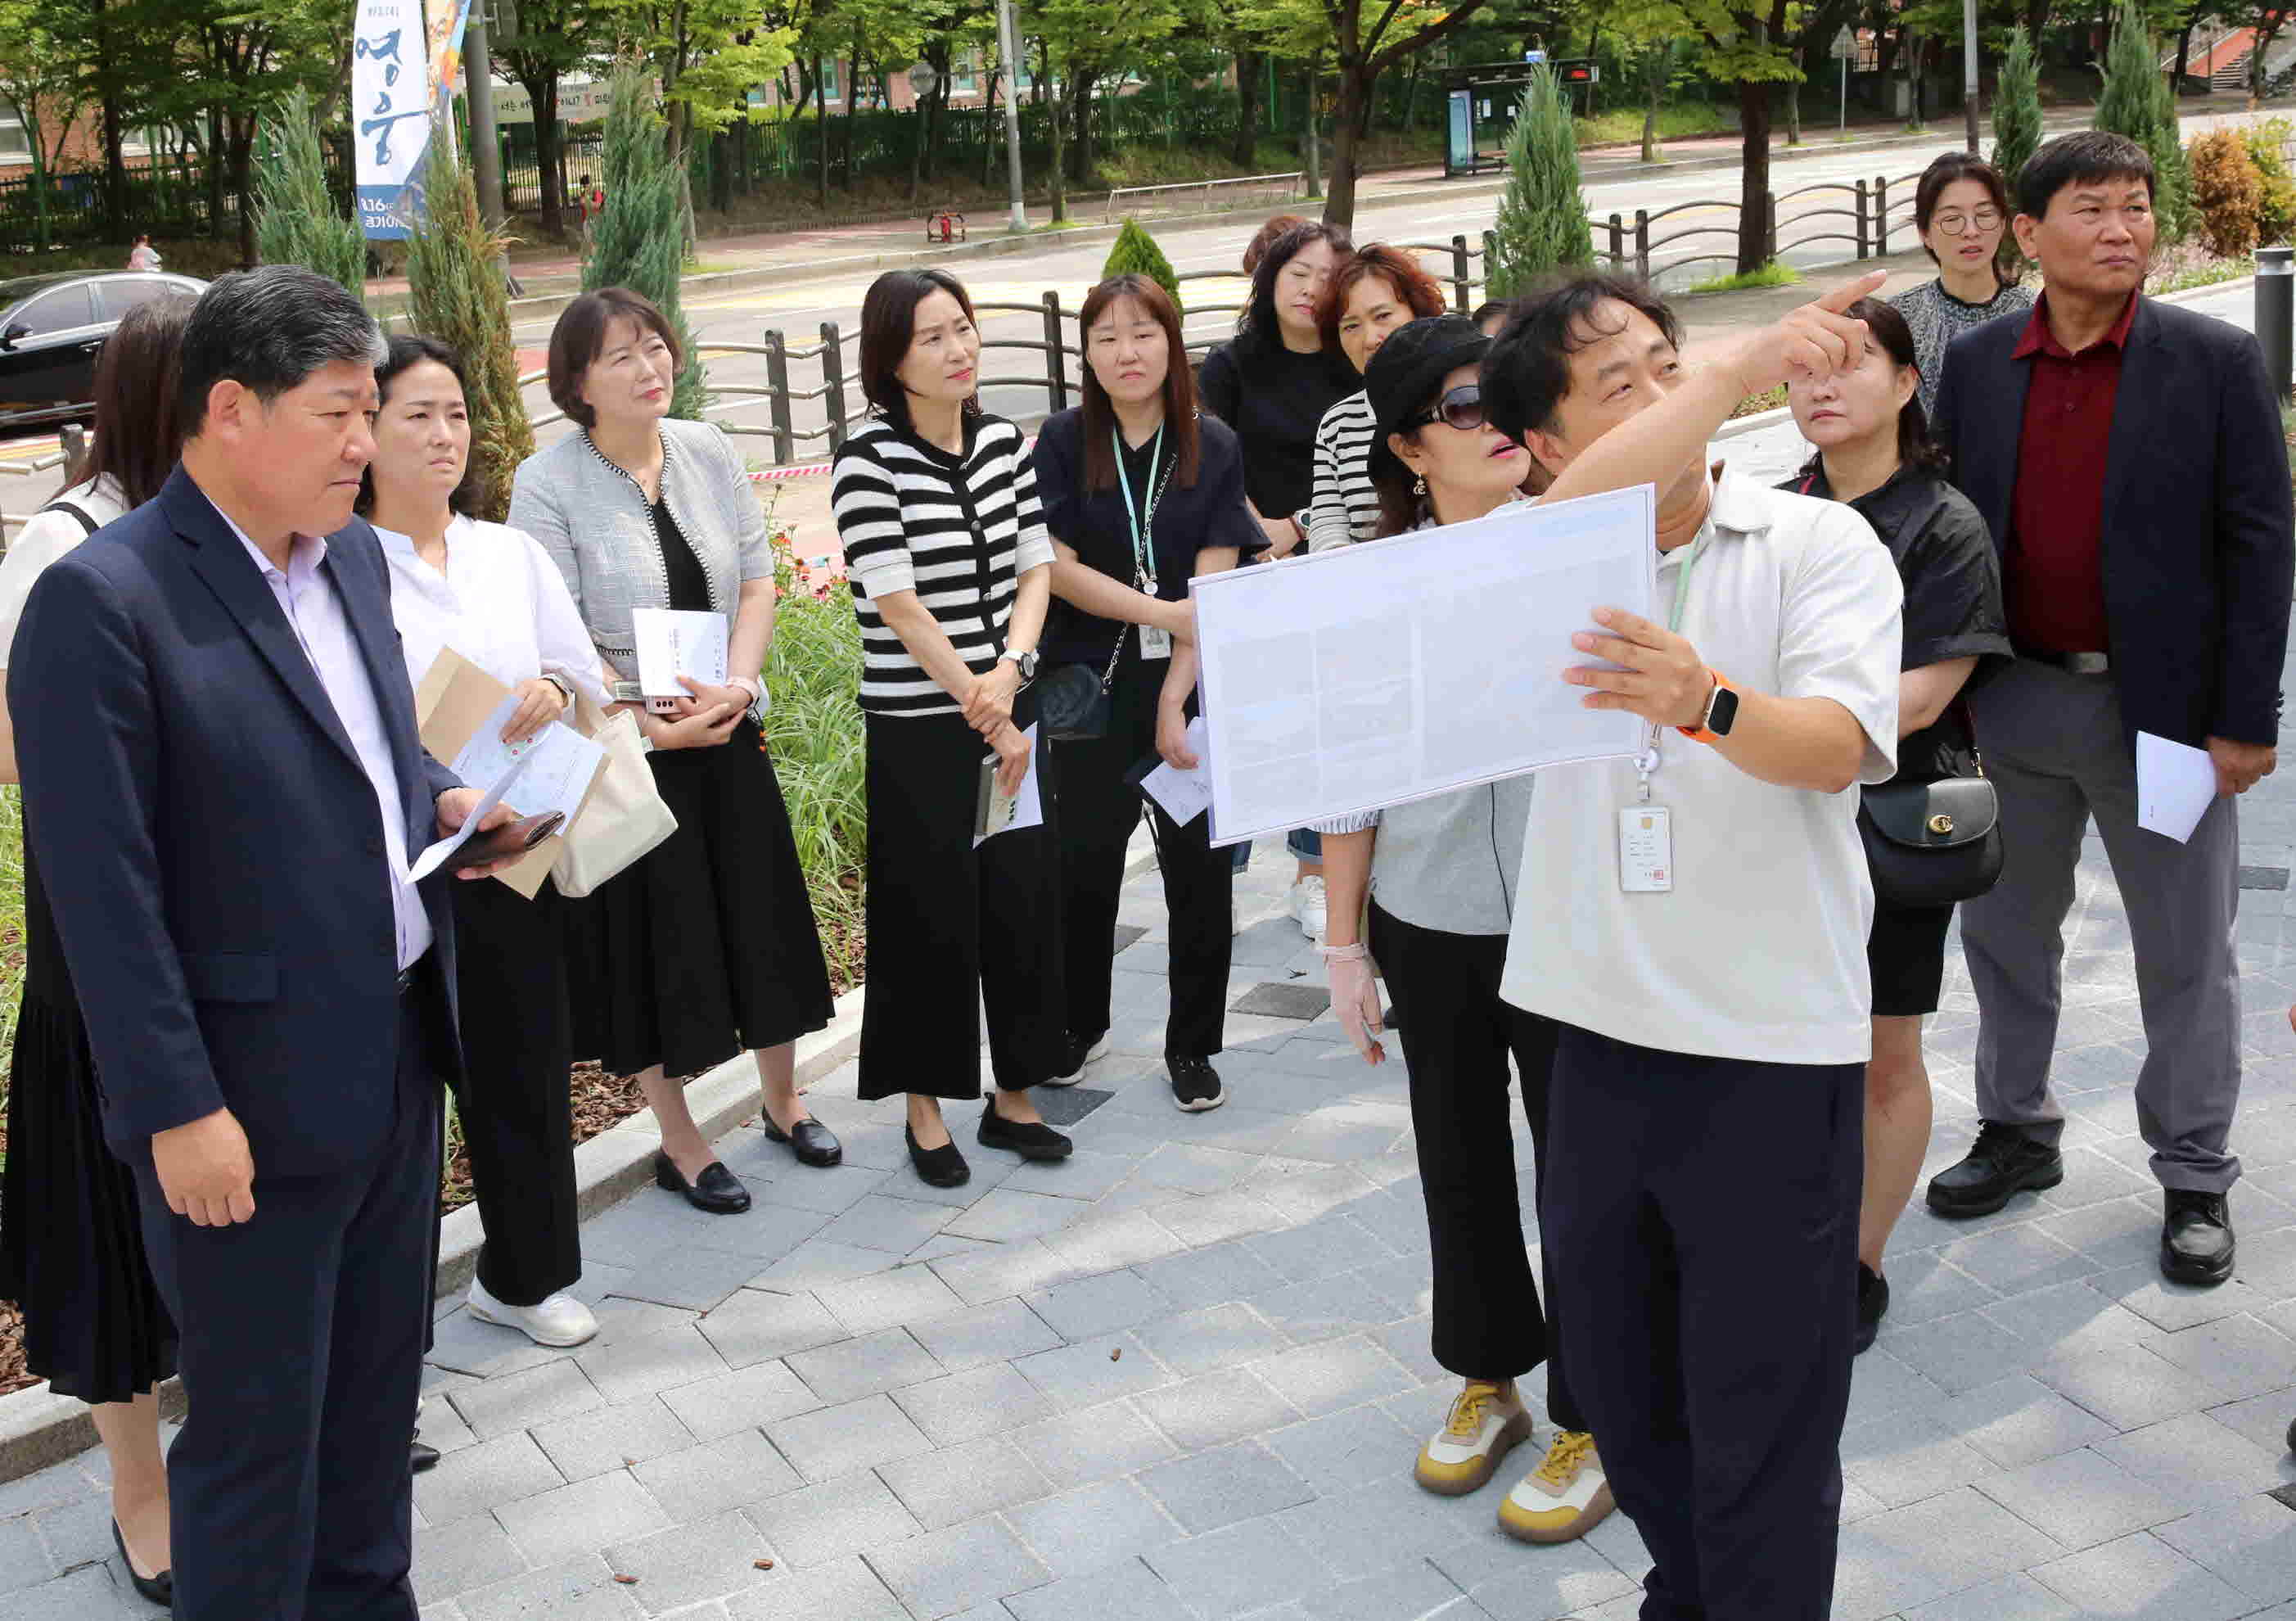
[1403,384,1488,432]
[1930,208,2004,236]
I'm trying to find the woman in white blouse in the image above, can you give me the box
[360,335,603,1352]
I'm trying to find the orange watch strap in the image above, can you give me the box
[1677,669,1734,744]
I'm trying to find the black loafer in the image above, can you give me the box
[978,1096,1074,1161]
[2162,1189,2235,1285]
[653,1149,752,1213]
[112,1518,172,1609]
[763,1112,844,1167]
[409,1434,440,1474]
[1925,1121,2064,1217]
[1854,1262,1889,1356]
[907,1124,972,1188]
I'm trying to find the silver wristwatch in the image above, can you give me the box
[1000,648,1039,681]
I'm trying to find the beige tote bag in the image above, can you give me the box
[551,691,678,897]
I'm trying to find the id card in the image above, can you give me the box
[1617,806,1673,892]
[1140,624,1173,661]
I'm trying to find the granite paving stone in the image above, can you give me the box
[863,1514,1053,1619]
[742,1469,926,1566]
[784,1325,944,1405]
[494,1472,674,1569]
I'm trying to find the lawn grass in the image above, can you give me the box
[1687,260,1803,295]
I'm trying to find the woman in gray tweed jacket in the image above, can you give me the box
[509,287,837,1212]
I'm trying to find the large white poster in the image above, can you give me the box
[352,0,471,240]
[1190,485,1659,845]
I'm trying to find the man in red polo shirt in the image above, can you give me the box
[1928,130,2292,1284]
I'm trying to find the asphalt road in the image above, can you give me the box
[2,102,2280,517]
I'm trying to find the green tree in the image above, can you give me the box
[2095,0,2188,242]
[1990,24,2042,200]
[1102,219,1184,312]
[583,66,707,419]
[494,0,627,242]
[0,0,90,252]
[405,121,535,522]
[255,85,364,299]
[1484,66,1595,296]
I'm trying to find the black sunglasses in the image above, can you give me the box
[1402,384,1488,433]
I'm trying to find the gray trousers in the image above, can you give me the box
[1961,659,2244,1193]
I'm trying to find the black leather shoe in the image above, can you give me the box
[908,1124,972,1188]
[762,1112,844,1167]
[113,1518,172,1609]
[979,1095,1074,1161]
[2162,1189,2235,1285]
[409,1434,440,1474]
[1854,1262,1889,1356]
[1924,1121,2064,1217]
[653,1149,752,1213]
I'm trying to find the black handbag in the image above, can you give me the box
[1037,630,1125,742]
[1856,768,2005,909]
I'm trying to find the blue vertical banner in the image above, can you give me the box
[353,0,471,240]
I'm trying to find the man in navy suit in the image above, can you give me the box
[11,266,517,1619]
[1928,131,2294,1285]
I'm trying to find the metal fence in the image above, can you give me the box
[1103,171,1305,224]
[1582,166,1933,284]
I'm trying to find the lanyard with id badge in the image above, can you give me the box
[1114,425,1175,660]
[1618,532,1705,894]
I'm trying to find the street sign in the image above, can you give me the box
[907,60,940,97]
[1523,49,1546,63]
[1831,25,1857,60]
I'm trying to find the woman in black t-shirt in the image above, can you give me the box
[1037,275,1257,1113]
[1198,219,1360,939]
[1783,296,2010,1355]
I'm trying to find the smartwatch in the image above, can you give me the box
[1678,671,1739,744]
[1000,648,1039,681]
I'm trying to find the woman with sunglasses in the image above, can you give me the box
[1035,274,1256,1112]
[1306,244,1451,553]
[1890,152,2031,416]
[1316,314,1613,1547]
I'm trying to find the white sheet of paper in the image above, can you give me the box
[2136,730,2219,844]
[404,747,537,883]
[973,725,1044,847]
[631,607,729,699]
[449,695,608,827]
[1139,716,1212,825]
[1190,485,1658,844]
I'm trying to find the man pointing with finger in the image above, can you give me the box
[1483,269,1901,1621]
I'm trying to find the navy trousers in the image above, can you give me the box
[134,974,445,1621]
[1545,1024,1861,1621]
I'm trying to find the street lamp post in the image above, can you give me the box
[1963,0,1980,150]
[996,0,1028,232]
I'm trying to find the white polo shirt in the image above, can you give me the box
[1500,468,1904,1066]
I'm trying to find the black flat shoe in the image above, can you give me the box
[2162,1189,2235,1285]
[1854,1262,1888,1356]
[907,1124,972,1188]
[979,1096,1074,1161]
[1924,1120,2063,1217]
[113,1518,172,1609]
[410,1434,440,1474]
[763,1112,844,1167]
[653,1149,752,1213]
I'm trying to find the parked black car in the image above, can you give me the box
[0,270,208,428]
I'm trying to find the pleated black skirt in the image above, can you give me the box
[0,847,177,1402]
[567,718,835,1079]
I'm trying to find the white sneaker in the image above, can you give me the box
[1498,1430,1616,1543]
[1289,875,1328,941]
[1414,1380,1533,1496]
[467,1278,599,1348]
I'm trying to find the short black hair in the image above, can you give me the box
[177,265,384,436]
[2016,129,2154,220]
[1482,271,1682,445]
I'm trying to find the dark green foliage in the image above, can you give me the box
[583,66,706,419]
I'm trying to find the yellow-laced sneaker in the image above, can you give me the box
[1414,1380,1532,1497]
[1498,1429,1616,1543]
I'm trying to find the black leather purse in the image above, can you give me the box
[1037,630,1125,742]
[1856,768,2004,909]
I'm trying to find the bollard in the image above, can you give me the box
[2260,246,2294,400]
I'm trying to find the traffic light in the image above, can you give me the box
[1554,60,1598,85]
